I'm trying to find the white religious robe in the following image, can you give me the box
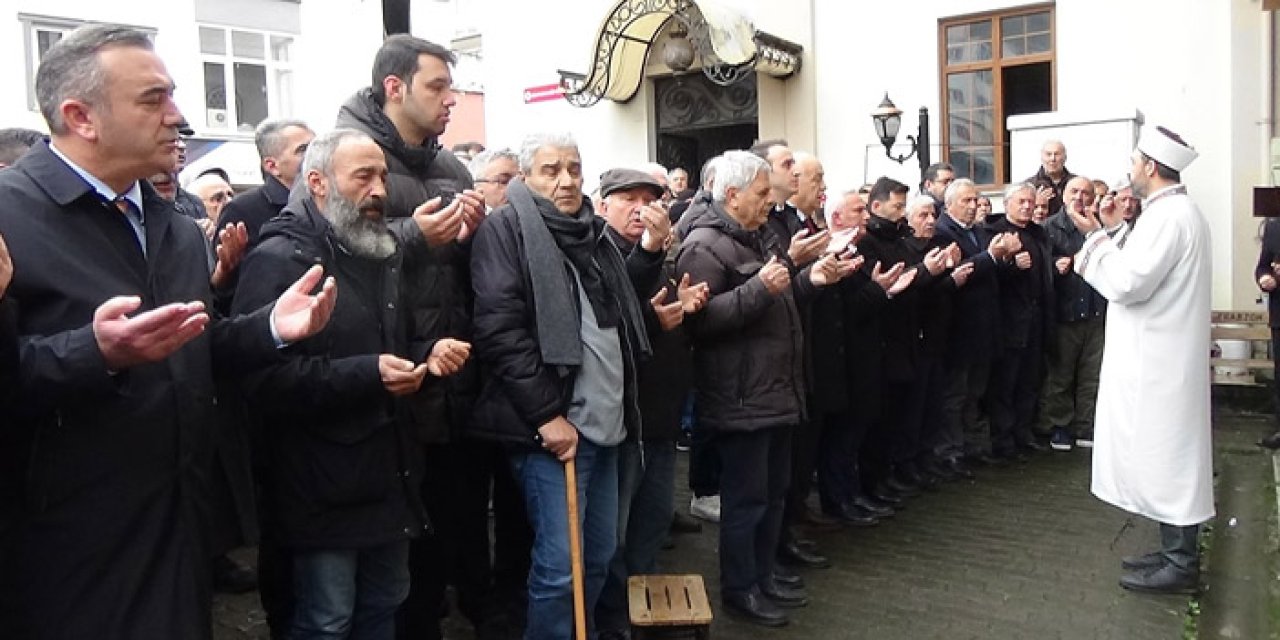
[1074,184,1214,526]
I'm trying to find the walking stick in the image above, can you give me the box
[564,458,588,640]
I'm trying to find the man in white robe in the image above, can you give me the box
[1067,125,1212,595]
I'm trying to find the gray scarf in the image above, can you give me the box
[507,180,652,367]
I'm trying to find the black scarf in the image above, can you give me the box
[507,180,651,367]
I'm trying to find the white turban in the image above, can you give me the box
[1136,125,1198,172]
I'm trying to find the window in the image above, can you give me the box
[939,5,1054,186]
[20,15,86,110]
[199,26,295,132]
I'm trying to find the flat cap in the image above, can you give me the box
[599,168,664,199]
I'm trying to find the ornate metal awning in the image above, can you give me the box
[558,0,803,108]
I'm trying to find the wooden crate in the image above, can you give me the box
[628,574,713,639]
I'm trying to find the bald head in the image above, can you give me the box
[792,152,825,214]
[1041,140,1067,178]
[1062,175,1094,215]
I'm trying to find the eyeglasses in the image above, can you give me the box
[210,190,235,204]
[476,173,515,186]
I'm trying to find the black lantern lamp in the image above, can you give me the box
[871,93,931,180]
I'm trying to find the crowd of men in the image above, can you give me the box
[0,22,1217,640]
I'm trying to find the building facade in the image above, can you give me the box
[480,0,1279,310]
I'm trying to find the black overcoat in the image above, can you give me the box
[0,142,279,639]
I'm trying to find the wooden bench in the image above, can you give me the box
[1211,310,1272,386]
[628,574,713,639]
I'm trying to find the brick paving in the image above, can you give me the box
[216,437,1208,640]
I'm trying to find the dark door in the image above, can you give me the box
[654,72,759,185]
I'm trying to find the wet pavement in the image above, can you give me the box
[215,412,1279,640]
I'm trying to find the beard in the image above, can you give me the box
[327,191,396,259]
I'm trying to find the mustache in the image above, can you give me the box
[358,196,384,214]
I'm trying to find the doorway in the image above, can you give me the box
[654,72,759,186]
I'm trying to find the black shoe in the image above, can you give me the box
[772,567,805,588]
[918,458,956,482]
[1121,551,1167,572]
[868,488,904,507]
[723,591,789,627]
[795,505,843,531]
[970,452,1006,467]
[760,578,809,608]
[943,457,976,479]
[831,502,880,527]
[1119,563,1199,595]
[1259,431,1280,450]
[851,495,895,518]
[778,540,831,569]
[213,554,257,594]
[897,467,939,492]
[1019,440,1048,454]
[882,476,921,498]
[598,629,631,640]
[670,510,703,534]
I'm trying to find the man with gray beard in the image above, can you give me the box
[232,128,472,639]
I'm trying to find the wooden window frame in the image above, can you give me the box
[938,3,1057,188]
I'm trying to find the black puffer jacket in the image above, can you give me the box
[468,198,663,447]
[609,229,692,442]
[336,89,476,445]
[231,200,428,549]
[987,217,1056,349]
[676,202,814,433]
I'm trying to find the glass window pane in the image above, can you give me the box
[1003,37,1025,57]
[231,30,265,59]
[947,73,972,107]
[972,148,996,184]
[36,30,64,59]
[970,109,995,144]
[949,117,972,144]
[973,41,992,61]
[946,24,969,47]
[270,35,292,63]
[970,20,991,40]
[947,45,967,64]
[1027,33,1051,54]
[199,27,225,55]
[974,70,993,105]
[274,69,294,116]
[234,63,268,129]
[204,62,226,111]
[1028,11,1050,33]
[1001,15,1025,37]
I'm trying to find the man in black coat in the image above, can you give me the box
[232,128,470,639]
[0,25,336,640]
[855,178,948,499]
[218,118,315,248]
[594,168,708,637]
[470,133,667,639]
[677,150,848,627]
[931,179,1020,465]
[334,34,507,640]
[985,183,1055,458]
[1257,216,1280,448]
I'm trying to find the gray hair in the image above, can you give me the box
[255,119,311,159]
[518,132,578,174]
[468,147,518,180]
[1003,181,1034,201]
[668,167,689,181]
[36,24,155,135]
[711,151,769,202]
[825,187,863,220]
[700,156,722,190]
[906,195,937,217]
[302,128,376,180]
[640,162,668,178]
[943,178,977,207]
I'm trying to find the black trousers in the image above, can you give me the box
[716,426,792,596]
[817,409,863,512]
[398,440,531,639]
[862,380,911,489]
[783,402,824,525]
[689,422,721,498]
[990,321,1045,455]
